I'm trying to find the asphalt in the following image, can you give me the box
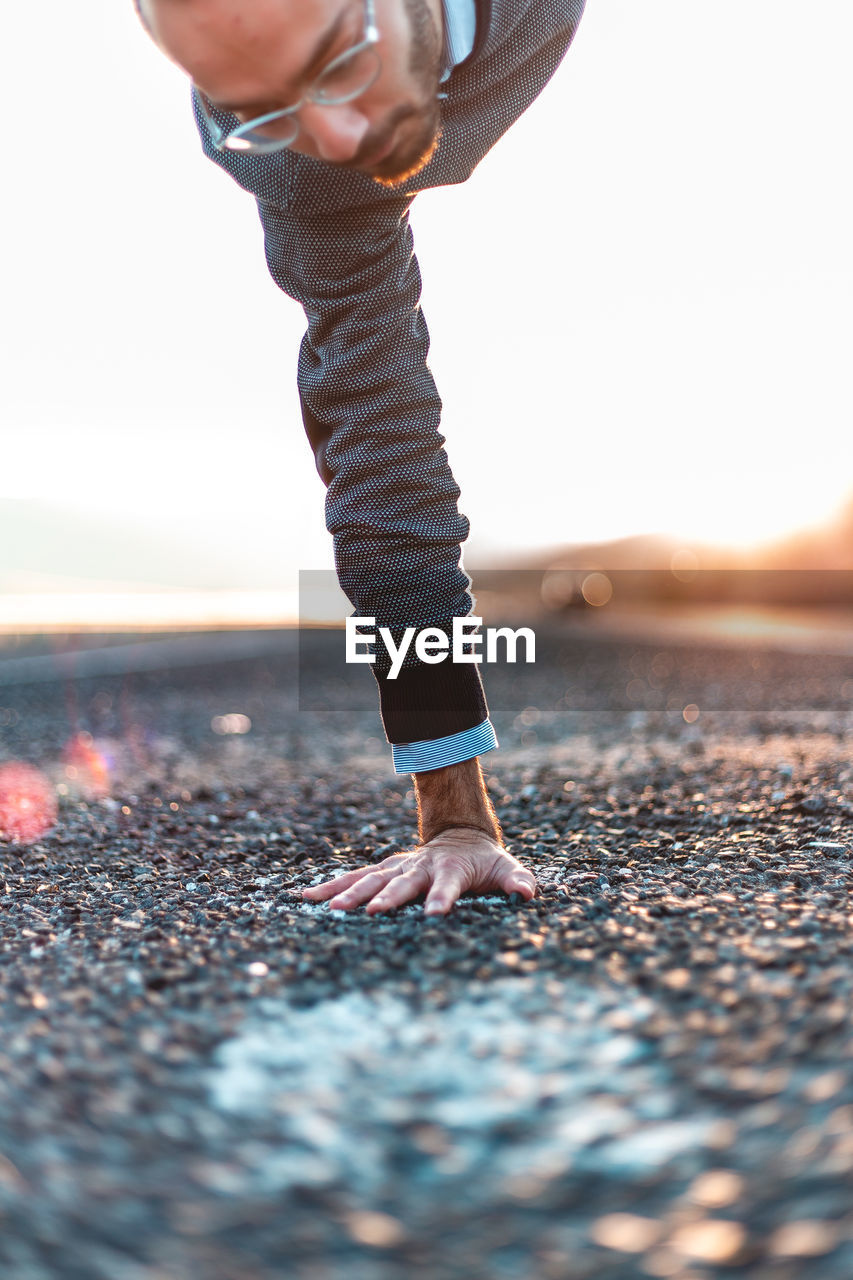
[0,621,851,1279]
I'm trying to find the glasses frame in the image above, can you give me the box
[195,0,381,155]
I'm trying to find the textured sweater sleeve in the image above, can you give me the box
[255,183,491,745]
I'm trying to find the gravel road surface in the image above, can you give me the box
[0,622,851,1279]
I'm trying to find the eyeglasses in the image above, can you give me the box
[195,0,381,155]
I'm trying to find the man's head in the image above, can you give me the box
[137,0,445,186]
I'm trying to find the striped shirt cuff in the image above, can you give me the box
[391,718,498,774]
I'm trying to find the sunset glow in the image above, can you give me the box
[3,1,851,616]
[0,592,300,634]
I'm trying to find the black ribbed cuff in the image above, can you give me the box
[372,660,489,744]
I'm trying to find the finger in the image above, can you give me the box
[301,864,378,901]
[495,859,538,901]
[301,850,412,900]
[423,864,469,917]
[328,867,407,911]
[365,866,430,915]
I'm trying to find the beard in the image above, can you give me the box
[363,0,445,187]
[369,112,443,188]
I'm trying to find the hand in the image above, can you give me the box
[301,827,537,916]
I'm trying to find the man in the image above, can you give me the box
[135,0,585,915]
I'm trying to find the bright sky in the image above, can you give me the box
[4,0,852,596]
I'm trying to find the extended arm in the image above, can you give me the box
[256,180,497,756]
[257,184,536,910]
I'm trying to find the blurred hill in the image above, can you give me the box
[3,495,851,612]
[468,498,853,610]
[0,498,292,594]
[474,498,853,573]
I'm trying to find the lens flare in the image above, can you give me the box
[0,763,58,845]
[62,732,111,799]
[581,573,613,607]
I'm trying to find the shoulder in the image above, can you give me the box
[470,0,586,61]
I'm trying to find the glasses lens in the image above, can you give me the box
[225,113,298,151]
[311,46,381,105]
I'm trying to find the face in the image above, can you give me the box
[141,0,445,186]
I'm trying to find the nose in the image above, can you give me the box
[297,102,371,163]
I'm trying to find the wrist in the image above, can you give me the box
[425,822,503,844]
[414,757,502,846]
